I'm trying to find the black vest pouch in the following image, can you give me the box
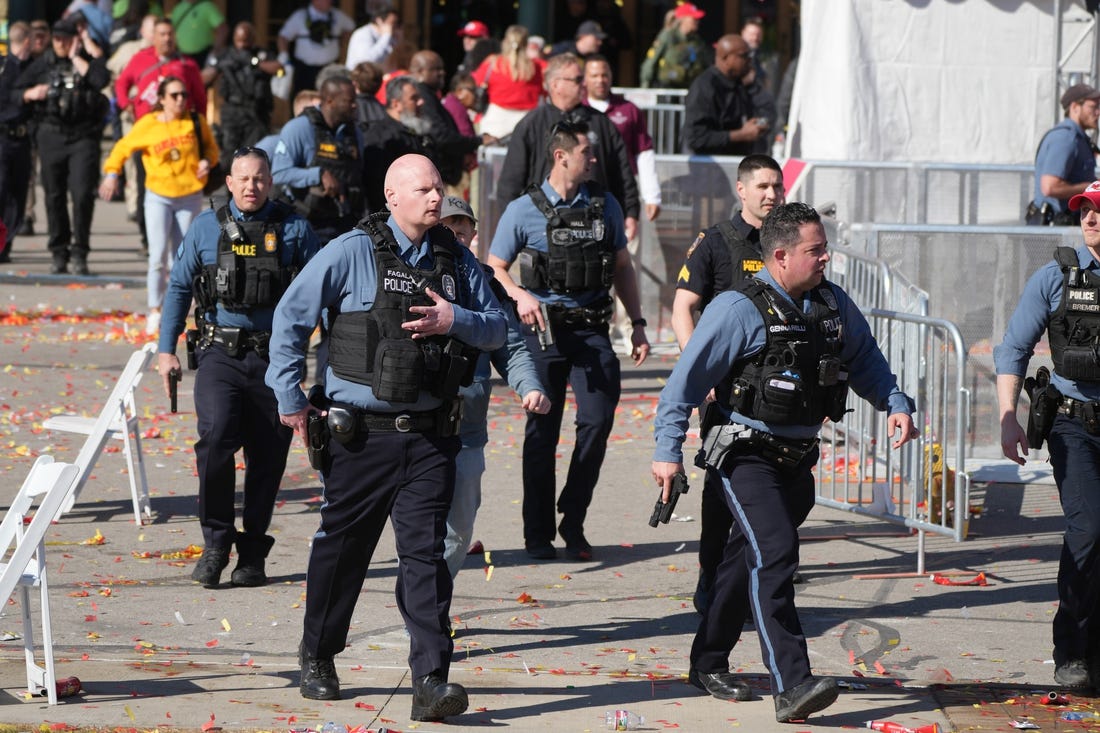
[373,339,424,403]
[1061,346,1100,381]
[518,247,548,289]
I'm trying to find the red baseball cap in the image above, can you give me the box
[1069,180,1100,211]
[674,2,706,19]
[458,20,490,38]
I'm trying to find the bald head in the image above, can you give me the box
[715,34,751,80]
[409,50,447,91]
[384,155,445,242]
[233,21,255,49]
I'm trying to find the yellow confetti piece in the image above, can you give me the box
[221,618,231,632]
[484,551,492,564]
[485,565,494,582]
[125,705,135,721]
[81,529,106,546]
[627,653,636,662]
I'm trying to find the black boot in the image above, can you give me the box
[49,256,67,275]
[774,677,838,723]
[191,546,230,587]
[299,641,340,700]
[232,535,274,587]
[71,256,90,277]
[410,671,468,721]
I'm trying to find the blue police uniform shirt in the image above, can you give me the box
[994,244,1100,403]
[1035,117,1096,214]
[271,112,364,190]
[157,199,321,355]
[458,305,545,448]
[653,266,914,464]
[254,133,280,162]
[266,215,508,415]
[489,179,627,309]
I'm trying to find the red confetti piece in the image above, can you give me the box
[200,713,217,731]
[205,639,219,648]
[931,572,987,586]
[354,701,376,710]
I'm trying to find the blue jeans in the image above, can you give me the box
[144,190,201,309]
[444,444,486,578]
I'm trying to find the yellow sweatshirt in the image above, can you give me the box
[102,112,220,198]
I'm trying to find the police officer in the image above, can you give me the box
[16,16,109,275]
[997,180,1100,688]
[0,22,35,264]
[265,154,506,717]
[652,202,917,723]
[272,75,363,245]
[204,22,283,156]
[157,147,319,588]
[671,154,784,613]
[488,119,650,561]
[495,53,641,241]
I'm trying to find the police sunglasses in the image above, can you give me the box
[232,146,271,167]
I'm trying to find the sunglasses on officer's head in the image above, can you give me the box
[232,146,271,167]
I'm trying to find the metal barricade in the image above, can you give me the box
[815,310,971,574]
[613,87,688,156]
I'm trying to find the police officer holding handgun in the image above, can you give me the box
[997,179,1100,689]
[652,203,917,724]
[157,147,319,589]
[488,119,650,562]
[265,154,505,718]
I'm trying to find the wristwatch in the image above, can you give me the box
[631,318,647,328]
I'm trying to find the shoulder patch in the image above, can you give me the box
[677,264,691,283]
[685,231,705,260]
[274,140,287,156]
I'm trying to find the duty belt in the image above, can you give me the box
[1058,396,1100,435]
[201,325,271,356]
[357,411,438,433]
[547,296,613,328]
[0,122,28,138]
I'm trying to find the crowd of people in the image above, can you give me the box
[7,2,1096,729]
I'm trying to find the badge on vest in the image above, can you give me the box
[442,274,457,301]
[264,231,277,253]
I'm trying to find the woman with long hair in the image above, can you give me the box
[99,75,218,335]
[472,25,545,140]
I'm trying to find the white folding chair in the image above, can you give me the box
[44,342,156,525]
[0,456,80,704]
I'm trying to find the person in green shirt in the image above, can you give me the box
[639,1,711,89]
[170,0,226,68]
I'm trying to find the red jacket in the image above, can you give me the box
[116,47,207,119]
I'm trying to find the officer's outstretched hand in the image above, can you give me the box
[522,390,550,414]
[1000,415,1029,466]
[403,287,454,339]
[887,412,919,449]
[651,460,685,503]
[156,352,182,398]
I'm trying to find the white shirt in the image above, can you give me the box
[279,5,355,67]
[345,23,393,69]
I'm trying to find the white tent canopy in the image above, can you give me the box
[789,0,1093,164]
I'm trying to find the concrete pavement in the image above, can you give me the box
[0,191,1077,732]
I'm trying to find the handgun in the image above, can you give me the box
[536,302,554,351]
[168,368,182,413]
[649,472,690,527]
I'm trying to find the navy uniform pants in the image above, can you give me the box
[0,133,31,254]
[1048,413,1100,665]
[37,125,99,262]
[520,321,620,547]
[193,345,292,558]
[691,448,818,696]
[303,428,460,679]
[218,104,270,157]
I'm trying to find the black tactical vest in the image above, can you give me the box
[292,107,363,225]
[217,47,273,114]
[1049,246,1100,381]
[715,219,764,295]
[43,55,106,127]
[518,183,615,294]
[199,204,296,312]
[326,215,479,403]
[722,278,850,426]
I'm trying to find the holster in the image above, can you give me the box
[697,422,753,473]
[185,329,199,370]
[1024,366,1060,450]
[306,412,330,471]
